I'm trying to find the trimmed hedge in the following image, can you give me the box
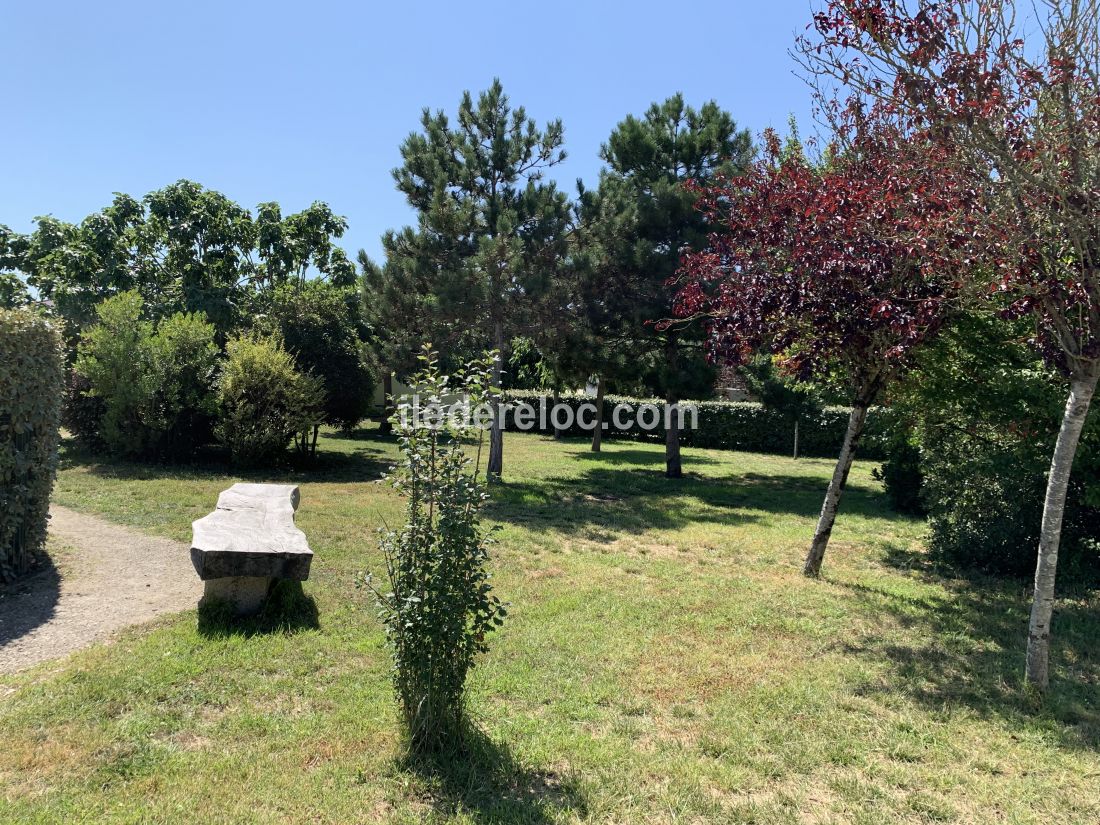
[501,391,889,460]
[0,310,64,582]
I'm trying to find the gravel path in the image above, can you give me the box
[0,506,201,675]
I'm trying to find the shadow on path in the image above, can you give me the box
[0,554,61,651]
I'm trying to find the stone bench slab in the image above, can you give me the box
[190,484,313,613]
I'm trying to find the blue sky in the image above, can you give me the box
[3,1,819,263]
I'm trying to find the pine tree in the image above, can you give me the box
[385,79,571,479]
[587,95,752,477]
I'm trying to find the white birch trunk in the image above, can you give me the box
[1025,368,1098,689]
[803,402,869,577]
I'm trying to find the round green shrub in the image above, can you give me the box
[216,334,325,466]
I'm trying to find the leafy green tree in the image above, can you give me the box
[385,79,572,479]
[15,197,146,350]
[0,226,31,309]
[7,182,355,352]
[893,313,1100,578]
[138,181,257,338]
[587,95,752,477]
[255,201,356,289]
[258,279,375,437]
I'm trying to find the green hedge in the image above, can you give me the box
[501,391,889,460]
[0,310,64,582]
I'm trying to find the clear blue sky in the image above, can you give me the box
[3,0,819,263]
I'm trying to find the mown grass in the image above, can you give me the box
[2,427,1098,823]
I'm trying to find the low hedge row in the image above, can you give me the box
[500,391,890,460]
[0,310,64,582]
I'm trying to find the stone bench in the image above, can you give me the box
[190,483,313,614]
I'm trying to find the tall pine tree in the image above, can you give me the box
[386,79,571,479]
[588,95,752,477]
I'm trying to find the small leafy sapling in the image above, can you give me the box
[359,344,507,753]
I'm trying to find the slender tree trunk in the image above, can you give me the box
[665,389,682,479]
[1025,366,1098,690]
[665,339,682,479]
[793,418,800,461]
[803,402,869,577]
[591,376,605,452]
[487,319,505,481]
[379,372,394,436]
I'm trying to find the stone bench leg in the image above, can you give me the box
[201,576,275,615]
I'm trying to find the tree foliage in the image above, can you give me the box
[796,0,1100,690]
[678,109,990,574]
[75,291,219,458]
[215,334,326,467]
[257,280,375,433]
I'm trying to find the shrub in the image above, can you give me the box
[215,334,325,466]
[361,347,506,753]
[257,281,376,432]
[896,315,1100,578]
[0,310,63,582]
[61,371,106,449]
[873,425,926,515]
[74,291,219,458]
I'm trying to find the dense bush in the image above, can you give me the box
[74,292,219,458]
[61,371,105,448]
[258,281,376,431]
[501,390,890,460]
[0,310,63,582]
[362,349,506,753]
[215,335,325,466]
[873,425,926,515]
[896,316,1100,578]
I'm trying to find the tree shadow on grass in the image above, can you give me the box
[320,425,395,444]
[196,580,320,638]
[61,439,390,486]
[832,547,1100,752]
[398,722,587,825]
[572,447,719,466]
[484,464,895,540]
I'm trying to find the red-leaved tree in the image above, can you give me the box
[797,0,1099,689]
[677,110,992,576]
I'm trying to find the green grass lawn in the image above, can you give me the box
[2,428,1099,823]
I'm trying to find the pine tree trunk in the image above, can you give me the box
[664,340,682,479]
[803,402,869,577]
[665,388,682,479]
[1025,367,1098,690]
[793,418,800,461]
[379,372,394,436]
[487,320,505,481]
[591,376,605,452]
